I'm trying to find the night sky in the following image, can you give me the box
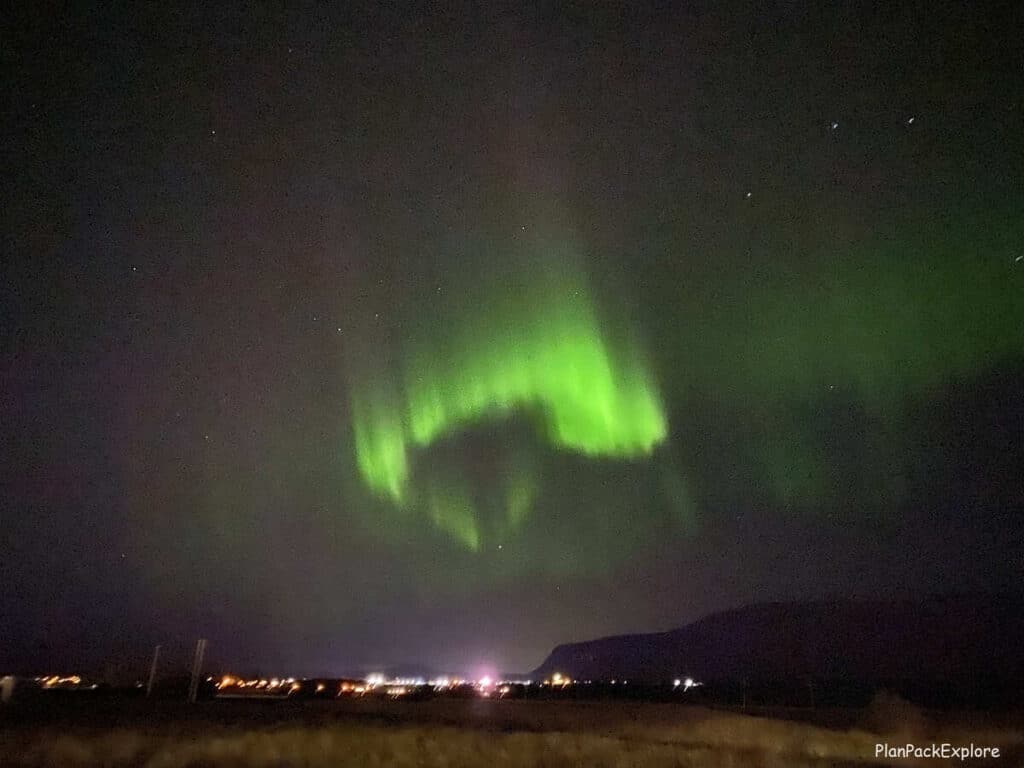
[3,1,1023,678]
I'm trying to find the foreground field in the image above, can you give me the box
[2,697,1021,767]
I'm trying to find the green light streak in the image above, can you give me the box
[506,469,536,530]
[352,391,409,503]
[427,482,480,552]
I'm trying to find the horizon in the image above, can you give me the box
[7,591,1021,683]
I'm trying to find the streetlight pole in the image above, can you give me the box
[146,645,161,698]
[188,639,207,703]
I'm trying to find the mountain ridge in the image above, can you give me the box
[531,595,1024,685]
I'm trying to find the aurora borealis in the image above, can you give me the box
[4,1,1023,678]
[350,229,667,546]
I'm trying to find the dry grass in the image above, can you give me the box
[2,699,1021,767]
[0,724,869,768]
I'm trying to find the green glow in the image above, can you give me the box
[662,209,1024,510]
[352,390,408,503]
[350,234,668,521]
[404,296,665,459]
[506,469,536,530]
[427,481,480,552]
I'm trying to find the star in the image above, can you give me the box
[830,121,839,130]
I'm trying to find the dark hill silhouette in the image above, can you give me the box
[532,595,1024,687]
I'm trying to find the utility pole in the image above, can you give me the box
[1,676,15,704]
[146,644,161,698]
[188,638,207,703]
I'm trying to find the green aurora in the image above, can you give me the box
[344,204,1023,562]
[349,228,668,549]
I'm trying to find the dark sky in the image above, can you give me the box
[3,1,1023,678]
